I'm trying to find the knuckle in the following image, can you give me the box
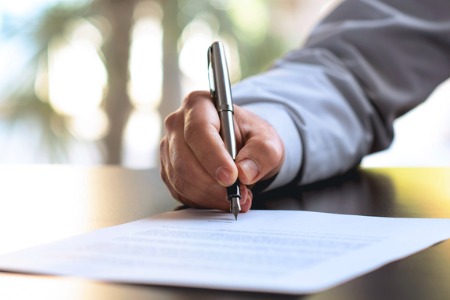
[183,91,209,110]
[183,92,197,110]
[164,111,181,131]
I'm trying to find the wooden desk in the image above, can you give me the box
[0,166,449,300]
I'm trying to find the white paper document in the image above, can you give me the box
[0,209,449,294]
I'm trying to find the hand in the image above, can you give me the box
[160,90,284,212]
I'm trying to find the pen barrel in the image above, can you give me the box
[208,42,237,160]
[208,41,241,214]
[218,110,237,160]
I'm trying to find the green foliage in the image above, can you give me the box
[0,3,91,162]
[177,0,290,78]
[1,0,291,163]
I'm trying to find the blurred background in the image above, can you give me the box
[0,0,449,169]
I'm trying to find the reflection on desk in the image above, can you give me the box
[256,167,450,218]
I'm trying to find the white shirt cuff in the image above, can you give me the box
[235,102,302,191]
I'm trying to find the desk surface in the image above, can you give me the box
[0,166,449,300]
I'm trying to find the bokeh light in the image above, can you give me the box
[48,25,106,117]
[128,16,163,110]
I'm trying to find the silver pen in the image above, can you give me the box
[207,41,241,220]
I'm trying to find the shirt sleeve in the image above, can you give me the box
[232,0,450,189]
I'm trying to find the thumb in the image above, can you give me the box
[234,107,284,185]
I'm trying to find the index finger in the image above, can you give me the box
[182,91,238,187]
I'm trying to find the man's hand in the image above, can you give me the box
[160,91,284,212]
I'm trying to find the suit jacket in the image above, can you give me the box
[232,0,450,189]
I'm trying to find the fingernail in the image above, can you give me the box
[216,167,232,186]
[238,159,259,182]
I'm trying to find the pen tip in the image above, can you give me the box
[230,197,240,221]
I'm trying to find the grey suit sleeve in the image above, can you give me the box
[232,0,450,189]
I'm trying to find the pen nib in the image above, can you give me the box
[230,197,241,221]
